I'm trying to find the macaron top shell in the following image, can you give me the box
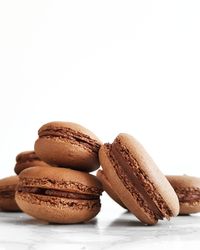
[37,121,102,155]
[167,175,200,189]
[115,134,179,217]
[38,122,102,145]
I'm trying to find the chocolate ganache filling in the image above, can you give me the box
[0,185,16,198]
[175,188,200,203]
[18,186,99,200]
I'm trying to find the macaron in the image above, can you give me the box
[15,166,103,224]
[99,133,179,225]
[15,151,50,175]
[34,122,102,172]
[0,176,21,212]
[97,169,126,209]
[167,175,200,215]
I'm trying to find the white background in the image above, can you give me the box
[1,3,200,249]
[0,0,200,180]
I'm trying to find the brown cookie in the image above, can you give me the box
[0,176,21,212]
[15,166,103,223]
[34,122,102,172]
[15,151,50,175]
[167,175,200,214]
[99,133,179,225]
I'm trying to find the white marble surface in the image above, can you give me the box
[1,197,200,250]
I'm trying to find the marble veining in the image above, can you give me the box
[0,202,200,250]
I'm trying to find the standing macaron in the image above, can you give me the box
[167,175,200,215]
[99,133,179,225]
[15,166,103,223]
[14,151,50,175]
[0,176,21,212]
[34,122,102,172]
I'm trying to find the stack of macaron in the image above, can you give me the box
[0,121,200,225]
[16,122,103,224]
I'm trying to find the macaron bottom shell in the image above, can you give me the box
[35,137,100,172]
[179,202,200,215]
[15,192,101,224]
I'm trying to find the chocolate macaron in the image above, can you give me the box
[99,133,179,225]
[0,176,21,212]
[15,151,50,175]
[167,175,200,215]
[15,166,103,223]
[34,122,102,172]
